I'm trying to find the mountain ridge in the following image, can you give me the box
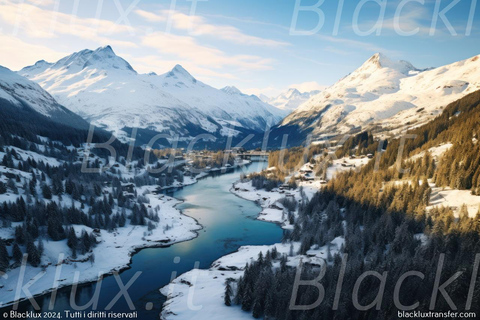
[263,88,321,111]
[0,65,88,130]
[276,52,480,143]
[19,46,286,144]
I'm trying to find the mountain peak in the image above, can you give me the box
[285,88,301,98]
[258,93,271,102]
[173,64,187,72]
[360,52,416,75]
[92,45,116,58]
[221,86,242,95]
[165,64,196,83]
[49,46,136,73]
[366,52,391,68]
[18,60,53,76]
[97,45,113,53]
[34,60,50,66]
[172,64,192,76]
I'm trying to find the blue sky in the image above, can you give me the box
[0,0,478,96]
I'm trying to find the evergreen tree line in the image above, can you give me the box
[232,90,480,319]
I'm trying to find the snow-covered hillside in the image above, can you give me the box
[279,53,480,138]
[150,67,287,131]
[19,46,285,139]
[262,88,320,111]
[0,65,87,128]
[0,94,203,306]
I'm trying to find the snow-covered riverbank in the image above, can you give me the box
[230,179,321,227]
[160,178,336,320]
[0,161,256,308]
[0,187,202,308]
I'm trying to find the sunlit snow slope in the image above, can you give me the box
[279,53,480,138]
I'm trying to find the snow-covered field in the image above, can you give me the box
[408,142,453,162]
[325,157,370,180]
[160,244,298,320]
[386,178,480,218]
[428,187,480,217]
[0,188,202,307]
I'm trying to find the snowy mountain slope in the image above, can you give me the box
[19,46,285,140]
[262,88,320,111]
[0,65,87,129]
[278,53,480,140]
[148,66,287,130]
[18,46,213,136]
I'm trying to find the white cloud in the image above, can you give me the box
[137,10,289,47]
[134,9,166,23]
[141,31,274,71]
[25,0,54,7]
[0,34,68,70]
[0,0,136,46]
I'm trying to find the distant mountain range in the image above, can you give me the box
[19,46,287,148]
[12,47,480,149]
[260,88,320,111]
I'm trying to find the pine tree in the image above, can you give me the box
[241,284,254,311]
[252,298,263,318]
[224,281,232,306]
[0,240,9,272]
[42,184,52,199]
[12,243,23,264]
[0,182,6,194]
[67,227,78,250]
[37,237,44,257]
[264,291,276,318]
[81,231,91,254]
[47,203,65,241]
[26,238,40,267]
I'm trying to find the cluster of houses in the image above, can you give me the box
[348,153,374,160]
[299,164,315,181]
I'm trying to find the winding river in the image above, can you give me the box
[12,162,283,319]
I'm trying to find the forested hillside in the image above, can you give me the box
[0,95,189,294]
[231,90,480,319]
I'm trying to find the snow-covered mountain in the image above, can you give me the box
[0,65,87,129]
[277,53,480,141]
[149,66,287,130]
[19,46,285,142]
[263,88,320,111]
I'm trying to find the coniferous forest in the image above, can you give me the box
[230,90,480,320]
[0,99,184,273]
